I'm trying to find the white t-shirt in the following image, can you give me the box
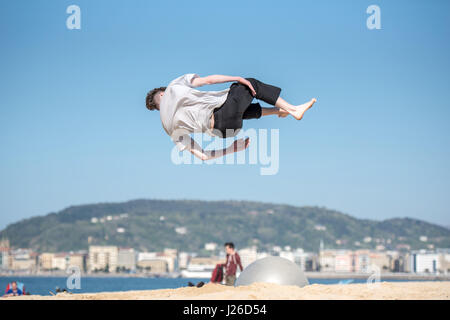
[159,73,230,151]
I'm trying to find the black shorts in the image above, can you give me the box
[212,77,281,138]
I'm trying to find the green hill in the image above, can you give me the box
[1,199,449,252]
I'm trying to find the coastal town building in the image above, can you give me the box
[318,249,393,273]
[137,259,168,273]
[53,253,69,270]
[0,239,10,270]
[68,252,87,272]
[410,250,441,273]
[10,249,36,271]
[88,246,118,273]
[368,251,391,272]
[178,252,190,270]
[0,250,9,270]
[386,250,410,273]
[38,252,86,272]
[137,252,168,273]
[136,250,178,273]
[437,249,450,274]
[353,250,370,273]
[204,242,218,251]
[1,240,449,277]
[334,250,354,272]
[117,247,136,271]
[319,250,337,272]
[161,248,178,272]
[38,253,55,270]
[292,249,318,271]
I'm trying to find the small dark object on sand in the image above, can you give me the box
[187,281,205,288]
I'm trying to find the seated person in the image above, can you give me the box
[4,281,24,297]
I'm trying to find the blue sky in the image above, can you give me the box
[1,0,449,229]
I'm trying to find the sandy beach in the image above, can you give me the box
[3,281,449,300]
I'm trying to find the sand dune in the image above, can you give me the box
[3,281,450,300]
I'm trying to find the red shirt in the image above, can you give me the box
[223,252,243,276]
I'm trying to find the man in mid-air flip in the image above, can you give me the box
[146,74,316,161]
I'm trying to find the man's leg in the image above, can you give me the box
[245,78,317,121]
[242,103,262,119]
[242,103,288,119]
[261,107,289,117]
[245,78,282,106]
[275,96,317,121]
[225,275,236,286]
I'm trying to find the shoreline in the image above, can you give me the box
[1,272,449,281]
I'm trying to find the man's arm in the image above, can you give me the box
[236,254,244,272]
[3,290,13,297]
[192,75,256,96]
[221,255,228,269]
[185,136,251,161]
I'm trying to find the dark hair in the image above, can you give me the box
[145,86,166,111]
[224,242,235,249]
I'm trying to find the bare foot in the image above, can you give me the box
[291,98,317,120]
[278,108,289,118]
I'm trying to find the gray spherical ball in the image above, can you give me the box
[235,256,309,288]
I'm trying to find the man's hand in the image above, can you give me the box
[237,78,257,97]
[188,137,250,161]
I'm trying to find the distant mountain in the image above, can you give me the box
[1,199,449,253]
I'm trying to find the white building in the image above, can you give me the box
[117,248,136,271]
[178,252,190,270]
[52,253,69,270]
[138,252,157,261]
[175,227,187,235]
[319,250,336,272]
[410,250,440,273]
[0,250,9,270]
[355,251,370,273]
[0,239,9,270]
[204,243,218,251]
